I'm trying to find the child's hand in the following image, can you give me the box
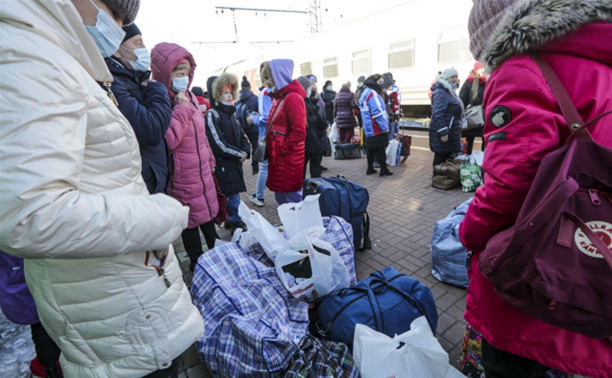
[174,91,189,106]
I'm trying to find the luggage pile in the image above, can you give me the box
[190,197,460,377]
[433,160,462,190]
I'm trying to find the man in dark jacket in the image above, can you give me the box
[106,24,172,194]
[298,77,326,179]
[321,80,337,125]
[236,76,260,174]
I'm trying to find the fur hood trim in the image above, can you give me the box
[481,0,612,71]
[212,73,239,102]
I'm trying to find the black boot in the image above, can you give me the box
[380,170,393,177]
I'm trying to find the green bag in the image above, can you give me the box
[460,157,482,192]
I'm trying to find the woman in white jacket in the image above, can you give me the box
[0,1,204,377]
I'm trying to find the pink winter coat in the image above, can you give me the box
[151,43,219,228]
[459,19,612,377]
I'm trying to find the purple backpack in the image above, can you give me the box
[479,55,612,340]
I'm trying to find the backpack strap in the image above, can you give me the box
[531,55,592,143]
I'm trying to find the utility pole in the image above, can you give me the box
[307,0,323,33]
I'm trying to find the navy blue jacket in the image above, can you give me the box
[429,80,462,154]
[205,103,251,195]
[236,90,259,135]
[105,58,172,194]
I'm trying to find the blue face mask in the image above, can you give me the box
[123,47,151,72]
[172,76,189,92]
[85,0,125,58]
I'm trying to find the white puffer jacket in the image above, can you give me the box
[0,1,204,377]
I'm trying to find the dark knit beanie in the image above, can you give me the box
[297,76,311,93]
[122,23,141,43]
[357,76,365,83]
[192,86,205,97]
[102,0,140,25]
[241,76,251,90]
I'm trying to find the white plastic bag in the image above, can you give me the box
[353,317,466,378]
[277,194,324,239]
[238,201,287,259]
[275,232,350,302]
[330,122,340,144]
[385,139,400,167]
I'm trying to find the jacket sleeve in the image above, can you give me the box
[205,111,246,161]
[459,81,470,108]
[367,91,389,132]
[431,89,451,136]
[253,92,272,131]
[165,103,194,151]
[239,127,251,158]
[0,61,188,259]
[459,63,564,251]
[113,79,172,147]
[279,93,307,155]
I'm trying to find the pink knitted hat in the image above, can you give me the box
[468,0,521,60]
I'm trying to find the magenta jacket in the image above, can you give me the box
[460,15,612,378]
[151,43,219,228]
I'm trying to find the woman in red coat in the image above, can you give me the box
[261,59,307,205]
[460,0,612,377]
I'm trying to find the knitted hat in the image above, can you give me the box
[191,86,205,97]
[468,0,521,60]
[357,76,366,83]
[297,76,312,93]
[306,74,317,83]
[442,67,459,80]
[382,72,394,88]
[122,23,141,43]
[102,0,140,25]
[241,76,251,89]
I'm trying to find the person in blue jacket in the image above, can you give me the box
[248,63,273,208]
[106,24,172,194]
[236,76,260,175]
[359,74,393,177]
[429,67,463,169]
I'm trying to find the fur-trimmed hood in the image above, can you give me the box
[478,0,612,71]
[212,73,239,103]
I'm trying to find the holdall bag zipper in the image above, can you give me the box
[103,82,119,106]
[144,251,171,288]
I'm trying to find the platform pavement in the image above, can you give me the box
[174,145,474,377]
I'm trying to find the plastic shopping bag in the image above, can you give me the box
[460,156,482,193]
[238,201,287,259]
[386,139,400,167]
[276,232,350,302]
[353,317,466,378]
[277,194,324,239]
[330,122,340,144]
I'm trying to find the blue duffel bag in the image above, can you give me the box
[312,266,438,350]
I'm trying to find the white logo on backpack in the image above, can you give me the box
[574,221,612,259]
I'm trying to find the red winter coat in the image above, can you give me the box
[266,80,307,193]
[459,21,612,377]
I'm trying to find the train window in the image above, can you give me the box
[300,62,313,76]
[352,49,371,75]
[323,57,338,78]
[388,39,415,69]
[438,27,471,63]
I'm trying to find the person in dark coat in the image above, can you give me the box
[321,80,337,125]
[459,61,487,155]
[236,76,260,175]
[306,75,331,171]
[106,23,172,194]
[206,74,251,229]
[298,77,326,178]
[429,67,463,168]
[334,82,358,143]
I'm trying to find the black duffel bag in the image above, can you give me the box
[334,143,361,160]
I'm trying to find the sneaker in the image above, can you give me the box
[249,194,264,207]
[380,170,394,177]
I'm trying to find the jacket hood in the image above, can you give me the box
[0,0,112,83]
[364,76,382,95]
[480,0,612,71]
[270,79,306,100]
[151,42,197,98]
[206,76,218,108]
[239,89,253,101]
[269,59,294,90]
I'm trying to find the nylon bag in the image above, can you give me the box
[385,139,401,166]
[334,143,361,160]
[460,157,482,192]
[312,266,438,350]
[479,55,612,339]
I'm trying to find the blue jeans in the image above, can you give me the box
[388,121,399,140]
[256,160,269,200]
[227,193,241,223]
[274,190,303,206]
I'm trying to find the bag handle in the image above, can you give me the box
[564,212,612,270]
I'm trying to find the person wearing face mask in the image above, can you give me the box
[205,74,251,230]
[321,80,337,126]
[459,61,487,155]
[150,43,221,272]
[299,77,327,178]
[105,23,172,195]
[429,67,463,170]
[306,74,331,170]
[1,1,205,377]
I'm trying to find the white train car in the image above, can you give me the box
[219,0,475,116]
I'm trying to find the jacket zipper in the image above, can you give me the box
[103,82,119,106]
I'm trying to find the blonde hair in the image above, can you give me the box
[260,61,273,86]
[212,73,239,102]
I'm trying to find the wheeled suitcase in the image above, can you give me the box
[303,175,371,251]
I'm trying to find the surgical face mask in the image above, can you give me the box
[124,47,151,72]
[172,76,189,92]
[357,83,364,88]
[84,0,125,58]
[326,86,333,91]
[307,88,314,97]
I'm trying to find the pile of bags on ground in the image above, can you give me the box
[433,151,484,192]
[190,195,465,377]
